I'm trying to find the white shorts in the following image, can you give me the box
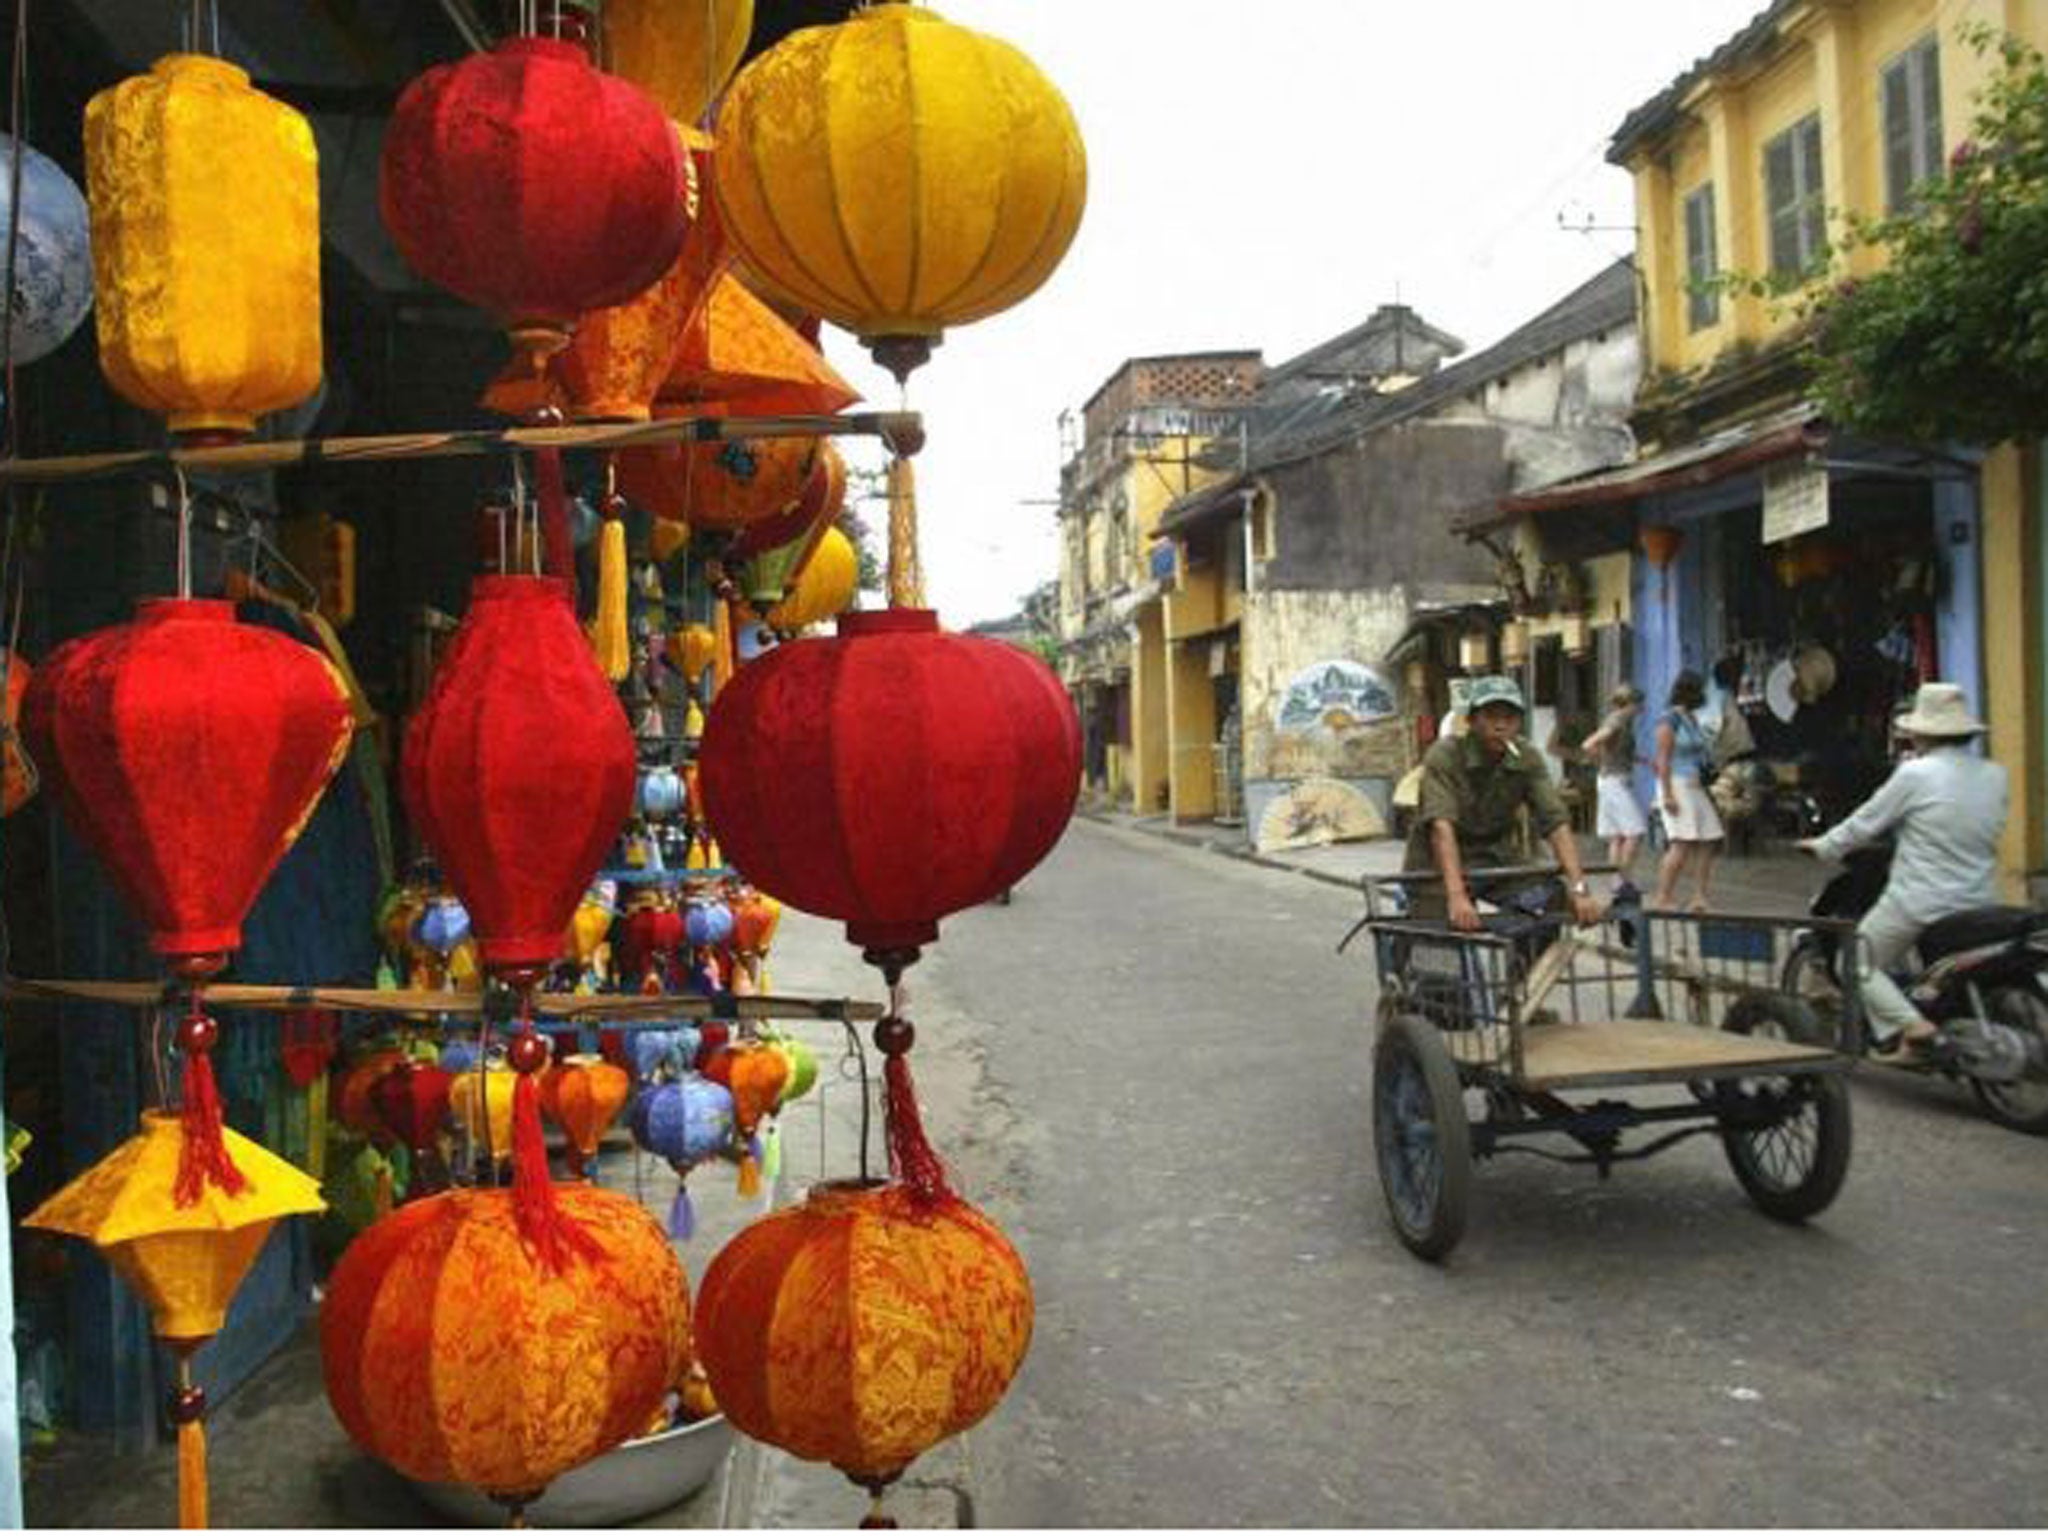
[1596,774,1647,838]
[1661,776,1724,843]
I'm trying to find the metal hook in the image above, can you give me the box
[172,466,194,600]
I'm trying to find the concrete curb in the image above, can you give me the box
[1076,808,1367,892]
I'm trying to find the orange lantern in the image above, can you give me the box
[657,273,859,417]
[722,1042,788,1197]
[2,648,35,816]
[695,1179,1032,1518]
[617,422,817,533]
[665,622,719,689]
[335,1050,407,1142]
[540,1053,631,1178]
[321,1185,692,1519]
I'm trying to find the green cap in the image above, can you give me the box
[1466,674,1527,714]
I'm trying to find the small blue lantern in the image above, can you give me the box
[630,1075,735,1238]
[637,764,685,821]
[415,895,471,958]
[684,897,733,949]
[630,1025,703,1082]
[0,134,91,367]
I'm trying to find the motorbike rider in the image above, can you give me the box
[1405,674,1603,933]
[1797,682,2008,1058]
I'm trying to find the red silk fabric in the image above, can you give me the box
[379,38,690,333]
[699,609,1081,950]
[403,577,635,971]
[22,599,351,959]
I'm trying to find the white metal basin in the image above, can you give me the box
[404,1413,734,1528]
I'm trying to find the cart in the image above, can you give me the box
[1348,869,1861,1260]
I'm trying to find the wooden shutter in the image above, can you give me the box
[1685,185,1719,329]
[1883,55,1914,211]
[1766,133,1799,275]
[1798,117,1825,266]
[1915,40,1943,191]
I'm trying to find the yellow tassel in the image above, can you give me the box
[886,454,924,609]
[682,697,705,742]
[712,597,736,699]
[177,1413,207,1529]
[736,1151,761,1199]
[594,518,630,682]
[306,1074,328,1183]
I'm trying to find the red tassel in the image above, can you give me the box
[882,1050,950,1207]
[535,446,576,596]
[510,1066,604,1271]
[174,1049,247,1206]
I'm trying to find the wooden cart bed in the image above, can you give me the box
[1440,1018,1844,1090]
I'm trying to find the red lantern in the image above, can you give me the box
[22,599,351,961]
[369,1061,455,1164]
[700,609,1079,965]
[403,577,635,976]
[379,38,691,368]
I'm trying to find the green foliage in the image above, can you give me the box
[1796,26,2048,444]
[835,504,884,592]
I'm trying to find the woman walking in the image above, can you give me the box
[1652,670,1723,911]
[1581,685,1647,891]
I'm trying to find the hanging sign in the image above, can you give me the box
[1762,460,1829,544]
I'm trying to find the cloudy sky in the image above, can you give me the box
[815,0,1769,628]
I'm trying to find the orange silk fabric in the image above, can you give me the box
[695,1181,1032,1480]
[320,1186,692,1497]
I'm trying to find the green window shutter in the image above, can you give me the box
[1798,116,1826,268]
[1684,184,1719,330]
[1915,39,1943,190]
[1766,132,1799,275]
[1883,55,1914,212]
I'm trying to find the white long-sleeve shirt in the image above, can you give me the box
[1813,744,2009,921]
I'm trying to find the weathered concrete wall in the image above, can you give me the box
[1241,587,1414,797]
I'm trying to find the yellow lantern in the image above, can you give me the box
[453,1062,517,1161]
[85,54,322,440]
[714,0,1086,381]
[27,1112,325,1527]
[605,0,755,128]
[766,526,858,633]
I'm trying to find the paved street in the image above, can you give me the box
[881,819,2048,1528]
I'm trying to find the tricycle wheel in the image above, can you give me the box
[1780,938,1849,1047]
[1710,990,1848,1220]
[1373,1013,1472,1260]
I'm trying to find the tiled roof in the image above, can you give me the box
[1606,1,1794,165]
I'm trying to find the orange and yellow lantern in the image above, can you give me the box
[540,1053,632,1178]
[617,424,817,534]
[604,0,755,127]
[658,273,859,417]
[696,1179,1032,1518]
[764,526,858,634]
[320,1185,692,1517]
[85,54,323,439]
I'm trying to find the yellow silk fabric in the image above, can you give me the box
[605,0,755,129]
[86,55,322,435]
[765,527,857,633]
[696,1181,1032,1480]
[26,1112,325,1340]
[714,3,1086,345]
[320,1186,693,1499]
[659,275,859,415]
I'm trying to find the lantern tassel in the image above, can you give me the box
[884,455,923,609]
[177,1413,207,1529]
[735,1146,761,1200]
[881,1045,950,1206]
[535,446,575,595]
[667,1181,694,1241]
[174,1045,247,1207]
[511,1065,605,1272]
[594,516,630,682]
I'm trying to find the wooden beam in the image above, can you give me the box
[0,411,923,486]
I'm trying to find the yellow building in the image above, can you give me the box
[1055,353,1263,812]
[1590,0,2045,894]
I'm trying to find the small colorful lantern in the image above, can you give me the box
[541,1054,632,1178]
[451,1060,517,1163]
[639,764,686,821]
[666,622,719,688]
[617,426,817,534]
[604,0,755,127]
[28,1113,325,1527]
[2,648,38,817]
[335,1050,407,1144]
[657,272,859,415]
[683,896,733,951]
[763,525,858,634]
[766,1033,817,1105]
[713,0,1085,381]
[619,895,687,991]
[630,1076,734,1238]
[368,1061,454,1187]
[730,440,845,572]
[86,55,322,439]
[700,608,1078,974]
[380,38,691,373]
[630,1025,701,1083]
[695,1179,1031,1520]
[0,132,92,366]
[720,1042,787,1198]
[320,1185,692,1520]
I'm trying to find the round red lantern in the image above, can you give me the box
[379,38,690,367]
[321,1185,692,1515]
[403,577,635,977]
[22,599,352,962]
[699,608,1079,966]
[695,1179,1032,1512]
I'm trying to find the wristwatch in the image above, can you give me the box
[1569,879,1591,897]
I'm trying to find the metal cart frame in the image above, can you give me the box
[1348,868,1862,1260]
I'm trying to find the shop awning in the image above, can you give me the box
[1454,402,1824,534]
[1155,474,1250,537]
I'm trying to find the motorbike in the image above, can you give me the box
[1782,845,2048,1134]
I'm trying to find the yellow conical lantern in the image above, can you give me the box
[667,622,719,685]
[714,0,1086,382]
[766,526,859,633]
[27,1113,325,1527]
[85,54,322,441]
[452,1062,517,1161]
[605,0,755,128]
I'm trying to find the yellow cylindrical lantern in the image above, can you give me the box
[766,526,858,633]
[605,0,755,128]
[714,0,1086,380]
[452,1063,517,1160]
[85,54,323,439]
